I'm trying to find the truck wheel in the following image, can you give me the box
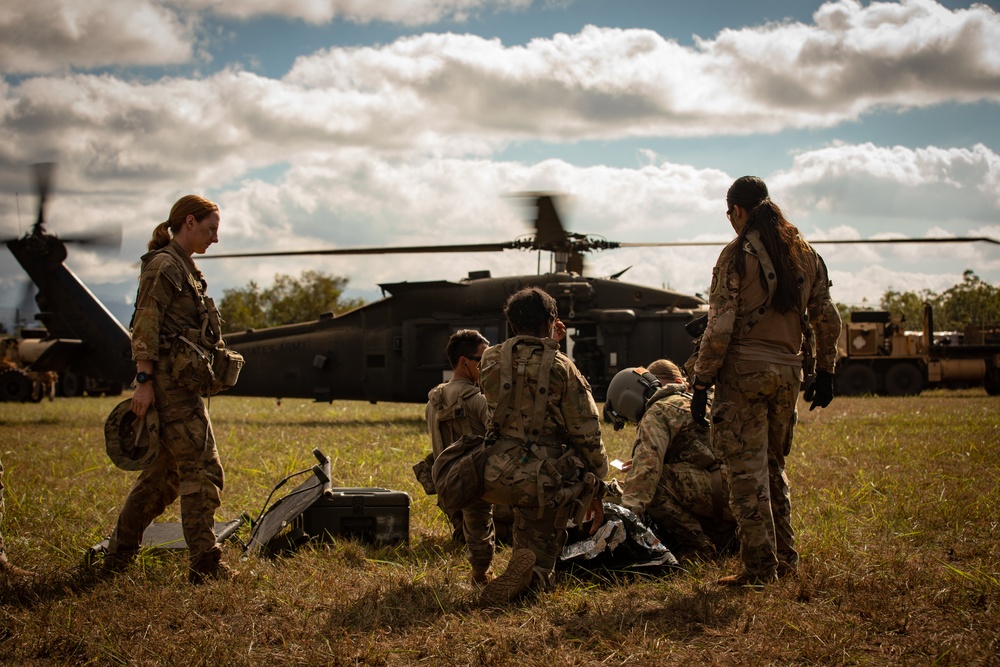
[985,367,1000,396]
[884,363,924,396]
[60,371,83,397]
[837,365,878,395]
[0,369,33,402]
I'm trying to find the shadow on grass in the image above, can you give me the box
[324,575,458,632]
[221,417,425,428]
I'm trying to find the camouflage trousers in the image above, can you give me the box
[711,360,799,578]
[109,387,224,565]
[482,439,585,582]
[645,462,737,556]
[0,458,6,558]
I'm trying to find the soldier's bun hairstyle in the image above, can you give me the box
[446,329,490,368]
[727,176,808,314]
[148,195,220,252]
[504,287,558,337]
[647,359,683,384]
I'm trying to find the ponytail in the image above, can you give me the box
[147,221,172,252]
[727,176,808,314]
[147,194,219,252]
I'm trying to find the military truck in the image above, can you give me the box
[835,304,1000,396]
[0,335,57,402]
[0,329,123,400]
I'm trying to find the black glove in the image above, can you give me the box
[805,370,834,411]
[690,386,709,427]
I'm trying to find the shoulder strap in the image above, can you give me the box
[737,230,778,335]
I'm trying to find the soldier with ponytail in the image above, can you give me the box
[691,176,842,587]
[105,193,237,584]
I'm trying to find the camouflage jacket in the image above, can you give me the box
[621,383,721,515]
[480,336,609,479]
[425,377,489,458]
[693,230,842,383]
[131,241,209,362]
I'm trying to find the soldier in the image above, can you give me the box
[606,362,736,560]
[105,195,236,584]
[477,287,609,605]
[420,329,510,585]
[692,176,841,587]
[0,457,33,578]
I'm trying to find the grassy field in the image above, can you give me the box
[1,390,998,666]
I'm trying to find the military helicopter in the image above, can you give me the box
[208,195,708,402]
[1,163,131,397]
[6,167,998,403]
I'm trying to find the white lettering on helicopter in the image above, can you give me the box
[237,341,308,356]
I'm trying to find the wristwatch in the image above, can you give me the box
[135,371,152,384]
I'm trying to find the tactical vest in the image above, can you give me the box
[427,381,480,456]
[728,230,816,374]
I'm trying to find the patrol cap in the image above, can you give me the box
[605,367,661,427]
[105,399,161,471]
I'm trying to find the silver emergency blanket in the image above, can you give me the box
[559,502,680,571]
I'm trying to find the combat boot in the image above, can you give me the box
[188,559,238,585]
[471,565,494,587]
[717,570,778,589]
[101,549,137,576]
[0,555,35,579]
[479,549,535,606]
[777,560,798,579]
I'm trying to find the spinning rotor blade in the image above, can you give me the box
[203,241,517,260]
[32,162,55,236]
[619,236,1000,247]
[61,226,123,252]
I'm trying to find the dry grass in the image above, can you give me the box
[1,390,998,666]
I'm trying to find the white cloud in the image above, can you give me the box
[773,142,1000,222]
[0,0,195,74]
[4,1,998,136]
[171,0,535,26]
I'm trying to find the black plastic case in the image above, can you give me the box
[299,487,410,545]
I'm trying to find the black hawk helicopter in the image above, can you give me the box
[2,163,130,398]
[6,166,999,402]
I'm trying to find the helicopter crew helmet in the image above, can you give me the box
[105,399,162,471]
[605,367,661,428]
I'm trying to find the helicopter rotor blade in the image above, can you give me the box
[61,226,124,253]
[619,236,1000,248]
[202,241,518,260]
[32,162,55,236]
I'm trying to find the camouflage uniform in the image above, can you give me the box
[425,377,509,572]
[108,240,225,572]
[694,230,841,579]
[621,384,736,556]
[479,336,609,585]
[0,457,7,560]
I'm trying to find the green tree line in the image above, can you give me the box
[219,270,365,333]
[838,270,1000,331]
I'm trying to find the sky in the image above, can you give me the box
[1,0,999,331]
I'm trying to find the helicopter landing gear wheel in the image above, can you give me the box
[0,369,33,402]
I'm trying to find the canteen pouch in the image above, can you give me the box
[169,336,214,394]
[432,433,488,512]
[210,346,244,395]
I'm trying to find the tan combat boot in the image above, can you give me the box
[471,565,494,587]
[0,554,35,579]
[479,549,535,606]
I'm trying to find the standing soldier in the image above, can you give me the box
[477,287,609,605]
[104,195,236,584]
[0,457,33,578]
[691,176,841,586]
[606,362,736,560]
[420,329,506,585]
